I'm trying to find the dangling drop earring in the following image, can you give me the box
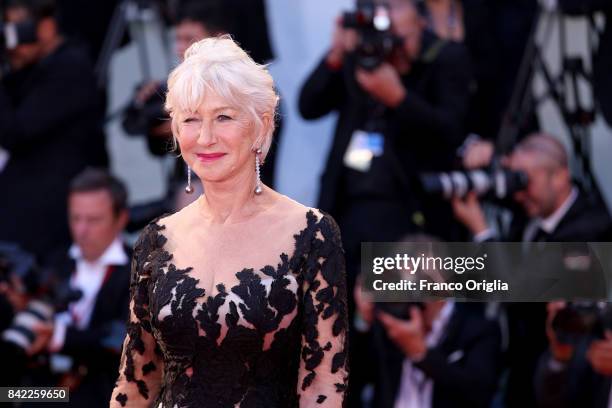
[254,148,263,195]
[185,165,194,194]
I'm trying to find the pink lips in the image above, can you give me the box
[196,153,226,162]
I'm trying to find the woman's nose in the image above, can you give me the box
[197,123,217,146]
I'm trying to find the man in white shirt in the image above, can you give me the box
[451,132,612,407]
[40,168,131,408]
[360,300,502,408]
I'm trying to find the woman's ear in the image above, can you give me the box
[262,111,273,137]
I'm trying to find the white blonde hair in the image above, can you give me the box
[165,35,279,159]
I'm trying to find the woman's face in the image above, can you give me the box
[176,92,257,185]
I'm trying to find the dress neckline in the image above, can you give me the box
[147,209,322,301]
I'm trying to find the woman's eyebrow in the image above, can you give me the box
[209,106,236,113]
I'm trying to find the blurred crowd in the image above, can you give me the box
[1,0,612,407]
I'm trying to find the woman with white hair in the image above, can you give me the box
[110,36,349,407]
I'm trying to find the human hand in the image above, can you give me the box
[545,301,574,362]
[462,140,494,169]
[327,16,359,69]
[588,331,612,376]
[0,274,29,312]
[377,307,427,360]
[354,277,374,327]
[451,192,488,235]
[355,63,406,107]
[27,322,54,356]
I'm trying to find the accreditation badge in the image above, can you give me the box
[343,130,384,172]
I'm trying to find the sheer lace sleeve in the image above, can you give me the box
[111,223,164,407]
[298,212,349,406]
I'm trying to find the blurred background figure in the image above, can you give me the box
[354,293,502,408]
[452,133,612,407]
[536,301,612,408]
[0,0,107,260]
[13,168,132,408]
[298,1,471,400]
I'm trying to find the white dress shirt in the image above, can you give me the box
[522,187,578,242]
[49,237,128,352]
[394,301,455,408]
[474,187,578,243]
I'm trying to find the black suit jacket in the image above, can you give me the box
[535,345,612,408]
[0,40,106,259]
[371,304,502,408]
[44,243,131,407]
[504,190,612,243]
[500,190,612,407]
[298,30,472,221]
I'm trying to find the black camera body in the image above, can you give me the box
[0,243,82,313]
[553,302,612,345]
[0,19,38,51]
[342,1,402,70]
[0,16,38,75]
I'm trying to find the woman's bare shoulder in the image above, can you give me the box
[153,198,200,234]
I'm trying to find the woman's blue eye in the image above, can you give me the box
[218,115,232,121]
[183,118,199,123]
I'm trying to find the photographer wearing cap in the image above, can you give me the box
[0,0,106,259]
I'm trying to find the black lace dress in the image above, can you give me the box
[110,210,349,407]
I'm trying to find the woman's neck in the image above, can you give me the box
[198,168,271,225]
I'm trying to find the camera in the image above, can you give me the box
[122,82,167,137]
[342,1,403,70]
[0,18,37,52]
[0,243,82,313]
[420,167,528,200]
[0,243,82,353]
[552,302,612,345]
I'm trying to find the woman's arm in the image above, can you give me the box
[110,225,163,407]
[297,212,349,407]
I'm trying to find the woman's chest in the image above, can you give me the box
[147,253,305,354]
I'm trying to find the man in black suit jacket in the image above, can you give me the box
[35,169,131,408]
[362,301,502,408]
[452,132,612,407]
[0,0,107,260]
[535,301,612,408]
[299,2,472,402]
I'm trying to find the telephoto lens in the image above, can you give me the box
[420,168,528,200]
[1,300,54,352]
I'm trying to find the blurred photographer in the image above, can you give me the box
[452,133,612,243]
[0,246,57,388]
[0,0,107,260]
[299,1,471,401]
[300,0,471,246]
[299,0,471,288]
[354,283,502,408]
[451,132,612,407]
[535,301,612,408]
[36,168,131,407]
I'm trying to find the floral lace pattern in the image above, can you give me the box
[111,210,349,407]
